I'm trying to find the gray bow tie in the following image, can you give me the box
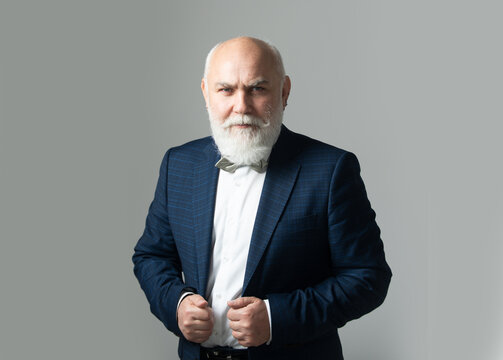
[215,157,268,173]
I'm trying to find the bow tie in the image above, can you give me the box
[215,157,268,173]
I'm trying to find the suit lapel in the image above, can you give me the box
[243,126,301,294]
[193,141,220,295]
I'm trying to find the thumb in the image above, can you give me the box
[227,296,257,309]
[191,295,208,308]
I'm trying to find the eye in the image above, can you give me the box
[218,88,233,94]
[252,86,265,92]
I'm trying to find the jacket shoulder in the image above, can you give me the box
[284,128,352,165]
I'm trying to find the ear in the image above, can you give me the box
[281,75,291,109]
[201,78,209,108]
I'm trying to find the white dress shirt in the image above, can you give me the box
[201,165,270,348]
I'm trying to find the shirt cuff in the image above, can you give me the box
[176,291,195,315]
[263,299,272,345]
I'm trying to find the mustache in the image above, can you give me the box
[222,115,270,129]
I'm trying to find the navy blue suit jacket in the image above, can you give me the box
[133,126,391,360]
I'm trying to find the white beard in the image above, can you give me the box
[208,106,283,166]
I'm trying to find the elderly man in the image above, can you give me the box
[133,36,391,360]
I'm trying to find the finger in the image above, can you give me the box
[226,307,240,321]
[180,294,206,308]
[185,329,213,344]
[185,319,214,331]
[227,296,256,309]
[190,295,209,308]
[189,307,214,321]
[178,319,213,332]
[228,319,241,331]
[179,317,214,342]
[227,307,253,323]
[238,338,253,347]
[184,301,213,320]
[232,329,244,341]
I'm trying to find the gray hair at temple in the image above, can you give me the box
[203,37,286,86]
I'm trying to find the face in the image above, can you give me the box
[201,39,290,137]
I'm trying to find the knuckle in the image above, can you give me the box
[240,339,250,346]
[182,319,191,327]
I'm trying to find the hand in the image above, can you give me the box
[227,297,270,347]
[177,294,214,343]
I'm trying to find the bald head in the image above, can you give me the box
[201,36,291,135]
[200,36,291,165]
[203,37,286,85]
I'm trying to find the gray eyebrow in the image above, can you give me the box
[214,79,269,89]
[215,82,233,88]
[248,79,269,87]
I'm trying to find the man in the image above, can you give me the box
[133,37,391,360]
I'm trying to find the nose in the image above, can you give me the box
[233,90,251,115]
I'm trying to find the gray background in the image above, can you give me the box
[1,1,502,359]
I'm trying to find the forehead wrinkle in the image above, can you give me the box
[247,79,269,87]
[215,82,233,88]
[209,50,277,83]
[213,78,270,90]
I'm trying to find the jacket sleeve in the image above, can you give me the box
[132,150,185,337]
[267,152,392,346]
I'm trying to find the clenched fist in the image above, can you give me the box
[227,296,270,347]
[177,294,214,343]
